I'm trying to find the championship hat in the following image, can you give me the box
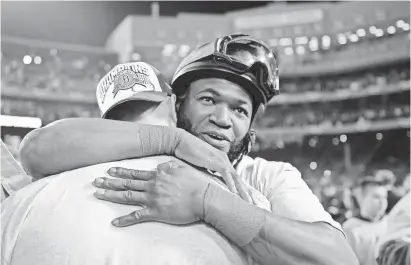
[96,62,172,118]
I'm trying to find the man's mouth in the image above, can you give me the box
[201,132,231,150]
[203,132,230,142]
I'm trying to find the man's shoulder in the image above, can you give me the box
[237,156,302,197]
[240,156,344,233]
[239,156,301,181]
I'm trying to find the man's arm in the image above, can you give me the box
[20,118,178,178]
[94,160,358,265]
[19,118,246,198]
[203,185,359,265]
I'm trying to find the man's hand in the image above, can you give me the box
[174,130,252,202]
[93,160,217,227]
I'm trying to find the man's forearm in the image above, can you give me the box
[203,185,359,265]
[19,118,179,178]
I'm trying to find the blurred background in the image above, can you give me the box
[1,1,410,223]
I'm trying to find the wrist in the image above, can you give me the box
[203,184,266,247]
[138,125,181,156]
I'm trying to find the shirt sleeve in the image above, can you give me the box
[253,158,344,235]
[1,174,32,201]
[1,140,33,201]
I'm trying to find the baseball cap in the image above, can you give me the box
[96,62,172,118]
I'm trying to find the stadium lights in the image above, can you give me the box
[23,55,32,65]
[324,170,332,177]
[375,29,384,37]
[356,28,366,37]
[310,162,317,170]
[178,45,191,57]
[50,49,58,56]
[340,134,347,143]
[295,36,308,45]
[327,206,339,215]
[276,140,285,149]
[387,26,396,34]
[296,46,305,55]
[0,115,42,129]
[131,53,141,61]
[376,133,383,140]
[279,38,293,46]
[309,37,319,51]
[369,26,377,34]
[396,20,405,28]
[322,35,331,48]
[338,34,347,45]
[402,23,410,31]
[284,47,294,55]
[33,56,42,65]
[332,137,339,145]
[309,137,318,147]
[349,34,359,43]
[162,44,176,56]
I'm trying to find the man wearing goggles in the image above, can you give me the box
[18,34,357,265]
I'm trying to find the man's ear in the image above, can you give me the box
[169,94,177,124]
[174,93,182,112]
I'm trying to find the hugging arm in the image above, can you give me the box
[20,118,248,198]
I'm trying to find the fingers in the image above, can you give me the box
[157,161,175,172]
[112,208,153,227]
[94,189,148,206]
[220,169,252,203]
[108,167,156,180]
[221,169,239,195]
[93,177,151,191]
[206,155,225,173]
[232,172,253,203]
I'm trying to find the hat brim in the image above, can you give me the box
[101,91,168,118]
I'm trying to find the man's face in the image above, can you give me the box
[176,78,253,160]
[360,185,388,220]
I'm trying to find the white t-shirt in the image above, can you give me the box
[2,156,270,265]
[2,155,342,265]
[237,156,343,230]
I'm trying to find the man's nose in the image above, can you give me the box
[209,105,232,129]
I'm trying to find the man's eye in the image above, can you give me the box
[234,107,248,116]
[200,97,215,104]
